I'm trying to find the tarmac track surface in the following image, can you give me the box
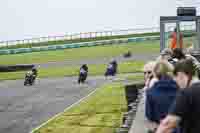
[0,76,111,133]
[35,53,159,68]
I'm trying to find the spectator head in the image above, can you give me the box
[172,48,185,60]
[153,60,174,80]
[143,61,156,82]
[173,59,195,89]
[186,45,194,55]
[159,48,172,61]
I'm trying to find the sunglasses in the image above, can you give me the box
[144,71,152,75]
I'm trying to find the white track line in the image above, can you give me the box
[30,85,102,133]
[30,73,141,132]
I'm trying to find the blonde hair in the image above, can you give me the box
[153,60,174,79]
[143,61,156,72]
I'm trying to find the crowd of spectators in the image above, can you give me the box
[142,47,200,133]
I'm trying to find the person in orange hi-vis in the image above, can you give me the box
[170,28,183,50]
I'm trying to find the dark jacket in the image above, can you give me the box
[145,76,178,124]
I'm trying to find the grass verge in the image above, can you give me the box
[32,82,128,133]
[0,61,144,80]
[0,41,159,65]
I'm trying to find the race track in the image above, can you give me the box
[0,76,110,133]
[0,52,156,133]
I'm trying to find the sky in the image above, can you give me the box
[0,0,199,41]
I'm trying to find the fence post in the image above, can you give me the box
[6,41,9,49]
[90,32,92,39]
[95,32,97,38]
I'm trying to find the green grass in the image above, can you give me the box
[32,82,129,133]
[0,41,159,65]
[0,61,144,80]
[125,73,144,81]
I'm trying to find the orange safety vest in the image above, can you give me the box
[170,32,183,49]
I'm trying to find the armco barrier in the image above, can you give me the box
[47,45,57,50]
[31,47,41,52]
[55,45,66,49]
[0,50,10,55]
[0,64,34,72]
[40,46,49,51]
[0,36,159,55]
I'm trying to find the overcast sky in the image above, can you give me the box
[0,0,199,41]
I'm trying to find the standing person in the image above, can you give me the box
[156,59,200,133]
[170,28,183,50]
[145,60,178,133]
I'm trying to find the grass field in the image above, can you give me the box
[32,83,129,133]
[0,40,159,65]
[0,61,144,80]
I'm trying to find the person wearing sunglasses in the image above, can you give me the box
[143,61,158,90]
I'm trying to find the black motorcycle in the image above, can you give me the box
[24,72,36,86]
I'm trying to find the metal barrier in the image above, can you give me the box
[0,27,160,48]
[0,24,195,48]
[0,36,160,55]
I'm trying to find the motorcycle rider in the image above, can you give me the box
[31,67,38,81]
[24,66,38,85]
[105,59,118,77]
[78,64,88,84]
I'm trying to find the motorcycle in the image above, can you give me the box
[78,68,88,84]
[123,51,132,58]
[24,71,36,86]
[104,62,117,77]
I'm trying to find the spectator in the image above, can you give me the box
[172,48,200,82]
[171,48,186,61]
[143,61,158,90]
[185,46,200,81]
[157,48,173,61]
[143,61,158,104]
[145,60,178,132]
[156,59,199,133]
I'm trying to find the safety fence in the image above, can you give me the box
[0,36,160,55]
[0,27,160,48]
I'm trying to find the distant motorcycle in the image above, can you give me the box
[123,51,132,58]
[24,71,36,86]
